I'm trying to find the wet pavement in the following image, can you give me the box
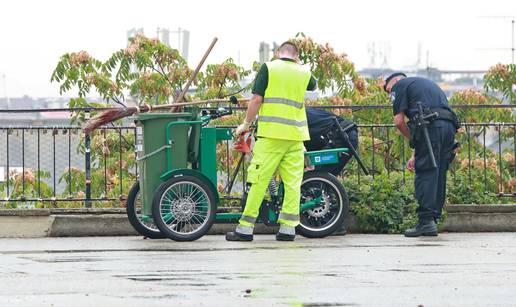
[1,233,516,306]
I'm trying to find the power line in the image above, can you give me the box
[478,16,515,64]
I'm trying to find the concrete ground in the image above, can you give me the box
[1,234,516,307]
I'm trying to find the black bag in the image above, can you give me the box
[304,107,358,176]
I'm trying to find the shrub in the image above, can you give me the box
[343,172,418,233]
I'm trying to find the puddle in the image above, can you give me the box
[300,303,358,307]
[377,269,410,272]
[24,257,104,263]
[0,242,444,256]
[115,275,196,281]
[131,294,178,299]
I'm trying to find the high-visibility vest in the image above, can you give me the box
[257,59,311,141]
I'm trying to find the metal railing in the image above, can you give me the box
[0,125,136,208]
[348,122,516,198]
[0,104,514,208]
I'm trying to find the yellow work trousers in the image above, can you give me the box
[237,137,304,234]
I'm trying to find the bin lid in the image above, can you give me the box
[135,112,195,121]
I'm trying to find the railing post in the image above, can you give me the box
[84,111,92,208]
[6,127,10,200]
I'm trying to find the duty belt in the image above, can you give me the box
[407,103,461,169]
[428,107,461,130]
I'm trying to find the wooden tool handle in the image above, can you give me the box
[145,97,250,111]
[175,37,218,105]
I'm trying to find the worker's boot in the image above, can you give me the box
[225,231,253,241]
[276,225,295,241]
[276,232,295,241]
[404,219,438,237]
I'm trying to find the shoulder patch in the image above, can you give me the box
[390,92,396,102]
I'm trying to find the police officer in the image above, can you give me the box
[226,41,317,241]
[384,73,458,237]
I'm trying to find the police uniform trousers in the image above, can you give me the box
[414,120,456,221]
[236,137,304,235]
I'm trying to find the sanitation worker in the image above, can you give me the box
[226,41,317,241]
[384,73,459,237]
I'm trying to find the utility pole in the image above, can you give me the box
[478,16,515,64]
[426,50,430,79]
[416,42,422,70]
[511,18,514,64]
[2,73,9,109]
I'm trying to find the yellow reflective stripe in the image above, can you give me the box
[278,225,296,235]
[258,116,307,127]
[278,212,299,221]
[240,215,256,225]
[236,225,254,235]
[263,97,304,109]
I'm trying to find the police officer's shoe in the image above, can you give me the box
[225,231,253,241]
[276,232,295,241]
[404,219,438,237]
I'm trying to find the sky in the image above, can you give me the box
[0,0,515,98]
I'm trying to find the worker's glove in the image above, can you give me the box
[235,120,252,136]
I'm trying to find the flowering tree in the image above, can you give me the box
[51,35,194,107]
[484,63,516,103]
[49,35,250,206]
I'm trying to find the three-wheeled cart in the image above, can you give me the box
[126,106,354,241]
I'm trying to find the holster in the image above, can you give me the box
[407,121,419,149]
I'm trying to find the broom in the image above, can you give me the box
[82,37,219,135]
[82,97,249,134]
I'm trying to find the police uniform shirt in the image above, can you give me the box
[391,77,451,119]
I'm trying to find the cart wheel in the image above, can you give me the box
[152,175,216,241]
[296,171,349,238]
[126,182,166,239]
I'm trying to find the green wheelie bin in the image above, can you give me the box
[126,111,200,239]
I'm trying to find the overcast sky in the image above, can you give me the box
[0,0,515,98]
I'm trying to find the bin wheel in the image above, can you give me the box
[296,171,349,238]
[152,175,216,241]
[126,182,166,239]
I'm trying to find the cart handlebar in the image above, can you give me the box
[200,95,241,125]
[200,107,232,125]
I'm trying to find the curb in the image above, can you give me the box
[443,204,516,232]
[0,205,515,237]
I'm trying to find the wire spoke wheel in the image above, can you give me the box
[152,175,216,241]
[126,182,165,239]
[296,171,349,238]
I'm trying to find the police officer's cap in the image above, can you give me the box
[383,72,407,91]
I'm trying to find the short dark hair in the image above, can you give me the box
[278,41,299,56]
